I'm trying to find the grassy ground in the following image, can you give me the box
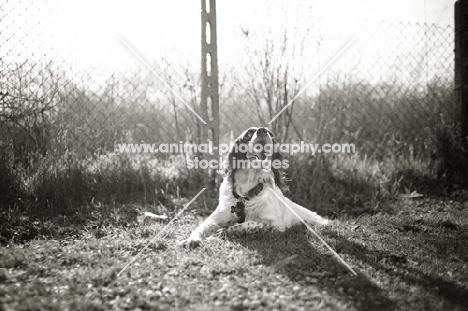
[1,189,467,311]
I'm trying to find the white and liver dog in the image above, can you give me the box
[180,127,329,248]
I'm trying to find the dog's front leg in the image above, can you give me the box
[180,207,234,248]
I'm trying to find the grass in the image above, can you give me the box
[1,128,467,310]
[1,189,468,310]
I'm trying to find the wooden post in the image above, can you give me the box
[455,0,468,148]
[201,0,220,188]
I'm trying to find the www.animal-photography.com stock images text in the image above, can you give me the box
[1,1,467,310]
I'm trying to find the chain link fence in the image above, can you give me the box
[0,1,458,208]
[220,19,455,160]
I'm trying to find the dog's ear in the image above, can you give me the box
[220,129,256,182]
[270,136,289,193]
[219,138,244,186]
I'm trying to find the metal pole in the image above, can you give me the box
[201,0,220,187]
[455,0,468,148]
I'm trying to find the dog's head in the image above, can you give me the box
[221,127,288,193]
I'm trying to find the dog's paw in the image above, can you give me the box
[178,238,202,248]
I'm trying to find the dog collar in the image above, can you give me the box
[231,182,265,223]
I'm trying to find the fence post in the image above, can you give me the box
[455,0,468,148]
[201,0,220,189]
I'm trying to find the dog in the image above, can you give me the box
[180,127,329,248]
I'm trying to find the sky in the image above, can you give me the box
[0,0,455,82]
[314,0,452,25]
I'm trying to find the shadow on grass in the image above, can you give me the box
[322,229,468,309]
[230,227,395,310]
[0,186,217,246]
[0,202,140,245]
[228,214,468,310]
